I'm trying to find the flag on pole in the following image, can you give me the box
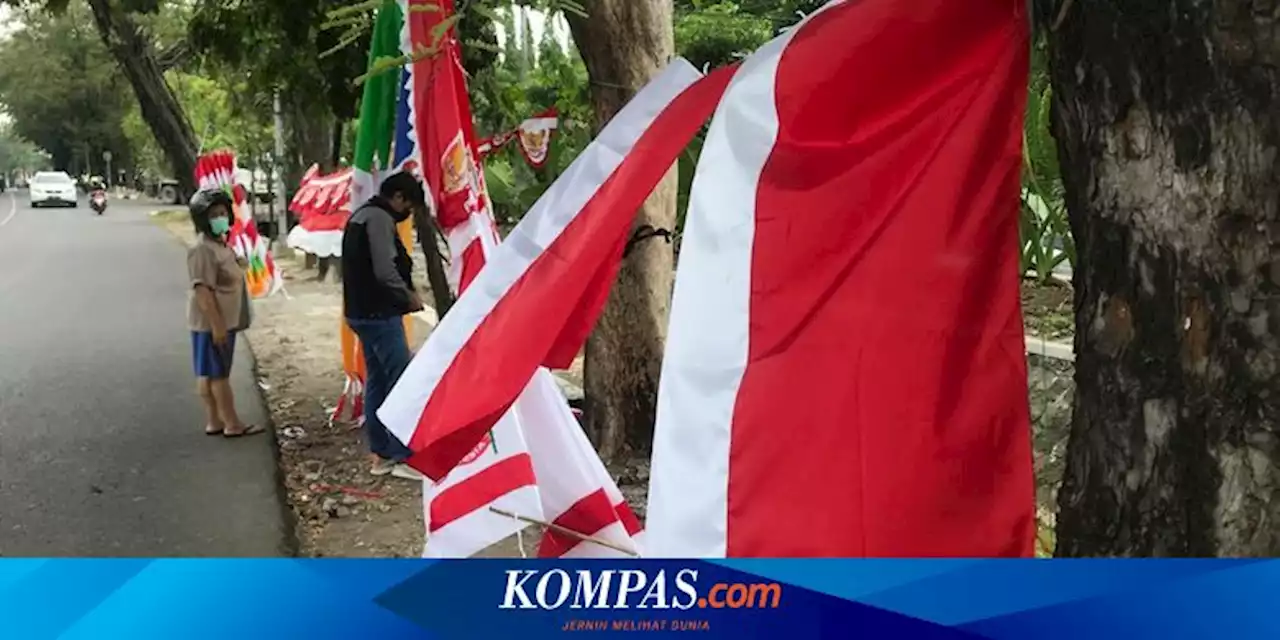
[403,0,493,293]
[195,150,283,299]
[647,0,1035,557]
[376,58,733,489]
[349,0,402,207]
[384,2,728,559]
[397,0,542,557]
[335,0,415,426]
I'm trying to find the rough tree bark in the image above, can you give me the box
[86,0,198,197]
[1047,0,1280,556]
[566,0,677,462]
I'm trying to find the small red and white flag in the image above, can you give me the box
[420,398,540,557]
[647,0,1036,557]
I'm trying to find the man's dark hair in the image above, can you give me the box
[188,189,233,239]
[379,171,425,207]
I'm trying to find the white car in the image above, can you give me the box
[29,171,78,208]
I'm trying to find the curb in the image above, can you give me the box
[1025,334,1074,363]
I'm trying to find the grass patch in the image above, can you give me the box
[150,209,188,223]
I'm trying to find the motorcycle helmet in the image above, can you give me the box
[189,188,234,237]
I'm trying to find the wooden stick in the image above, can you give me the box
[488,506,639,556]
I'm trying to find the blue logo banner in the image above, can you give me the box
[1,559,1277,639]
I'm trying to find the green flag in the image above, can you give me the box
[350,0,404,206]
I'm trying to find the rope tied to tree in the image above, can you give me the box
[622,224,673,258]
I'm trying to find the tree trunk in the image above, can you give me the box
[86,0,198,198]
[566,0,676,462]
[330,120,345,169]
[413,207,456,317]
[1047,0,1280,556]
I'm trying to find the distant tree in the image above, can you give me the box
[0,4,137,176]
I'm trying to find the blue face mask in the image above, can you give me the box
[210,216,231,236]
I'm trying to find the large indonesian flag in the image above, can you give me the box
[385,0,1035,558]
[648,0,1035,557]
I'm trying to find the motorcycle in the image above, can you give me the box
[89,189,107,215]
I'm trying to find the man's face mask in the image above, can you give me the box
[210,216,231,236]
[390,195,414,222]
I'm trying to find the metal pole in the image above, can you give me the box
[273,90,287,243]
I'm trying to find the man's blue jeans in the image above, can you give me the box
[346,316,414,462]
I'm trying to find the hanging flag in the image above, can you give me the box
[287,165,354,259]
[477,108,559,171]
[384,0,712,559]
[195,149,283,299]
[648,0,1035,557]
[514,108,558,170]
[376,58,734,486]
[522,373,643,557]
[397,0,542,558]
[403,0,493,293]
[335,0,414,427]
[349,0,402,207]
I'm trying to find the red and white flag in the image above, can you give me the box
[403,0,541,557]
[392,0,703,558]
[377,58,733,481]
[379,59,734,556]
[420,403,539,557]
[647,0,1036,557]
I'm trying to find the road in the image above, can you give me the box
[0,189,290,556]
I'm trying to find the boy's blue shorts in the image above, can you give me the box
[192,331,236,379]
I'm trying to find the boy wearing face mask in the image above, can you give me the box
[341,172,426,480]
[188,189,261,438]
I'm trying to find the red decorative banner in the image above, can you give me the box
[477,108,559,170]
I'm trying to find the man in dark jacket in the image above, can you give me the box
[342,172,426,480]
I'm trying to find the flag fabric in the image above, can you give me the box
[376,58,734,487]
[349,0,402,206]
[514,108,557,170]
[419,394,540,557]
[403,0,493,294]
[401,0,636,559]
[195,150,283,298]
[398,0,541,557]
[647,0,1035,557]
[523,372,643,557]
[381,56,728,558]
[334,0,414,427]
[477,108,559,170]
[286,164,353,259]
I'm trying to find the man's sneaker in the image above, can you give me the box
[370,457,397,476]
[390,464,424,481]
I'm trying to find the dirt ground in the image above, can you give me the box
[1022,278,1074,341]
[157,211,1071,558]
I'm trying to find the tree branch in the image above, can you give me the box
[155,40,191,71]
